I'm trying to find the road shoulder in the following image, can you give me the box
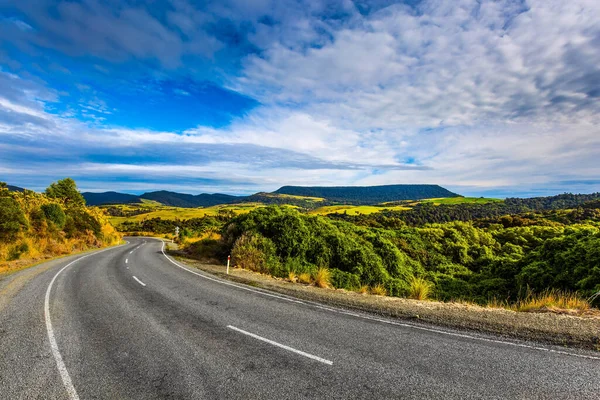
[169,251,600,352]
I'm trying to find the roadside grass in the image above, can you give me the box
[298,272,312,284]
[288,271,297,283]
[358,285,370,294]
[408,276,433,300]
[371,284,387,296]
[313,267,331,288]
[512,289,590,313]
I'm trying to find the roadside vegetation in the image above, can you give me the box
[0,179,121,274]
[181,205,600,314]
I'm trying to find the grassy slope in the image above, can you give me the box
[419,197,503,205]
[309,205,411,215]
[108,203,265,226]
[108,196,504,223]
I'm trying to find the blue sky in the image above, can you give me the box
[0,0,599,197]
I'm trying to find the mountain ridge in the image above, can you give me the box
[81,184,460,207]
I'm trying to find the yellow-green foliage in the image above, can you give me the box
[358,285,370,294]
[419,197,503,205]
[298,272,312,284]
[313,267,331,288]
[288,271,297,282]
[0,180,121,273]
[310,204,411,216]
[408,276,433,300]
[108,203,263,227]
[371,284,387,296]
[513,289,590,312]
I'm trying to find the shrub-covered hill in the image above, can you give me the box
[275,184,460,204]
[185,206,600,306]
[83,191,142,205]
[0,179,121,271]
[83,190,240,207]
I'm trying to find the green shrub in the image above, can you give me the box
[231,232,279,274]
[329,269,361,290]
[41,203,66,229]
[185,238,227,261]
[0,197,28,242]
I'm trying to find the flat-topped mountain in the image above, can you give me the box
[275,184,460,205]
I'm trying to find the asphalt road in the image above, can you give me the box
[1,237,599,399]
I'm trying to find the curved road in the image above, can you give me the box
[1,237,599,399]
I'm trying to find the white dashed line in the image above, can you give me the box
[133,276,146,287]
[227,325,333,365]
[153,238,600,361]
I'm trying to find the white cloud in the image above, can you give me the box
[1,0,600,196]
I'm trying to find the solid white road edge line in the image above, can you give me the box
[154,239,600,361]
[133,276,146,287]
[227,325,333,365]
[44,244,124,400]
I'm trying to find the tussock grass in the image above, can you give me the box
[288,271,297,283]
[298,272,312,284]
[371,284,387,296]
[514,289,590,313]
[313,267,331,288]
[358,285,370,295]
[408,276,433,300]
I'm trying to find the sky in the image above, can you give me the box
[0,0,599,197]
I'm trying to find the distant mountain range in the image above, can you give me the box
[80,184,460,207]
[6,184,25,192]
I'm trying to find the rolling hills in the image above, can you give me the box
[83,184,461,207]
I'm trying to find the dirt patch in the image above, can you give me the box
[172,252,600,351]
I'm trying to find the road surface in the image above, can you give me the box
[0,237,599,399]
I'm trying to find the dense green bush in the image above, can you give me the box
[208,206,600,305]
[0,197,28,242]
[41,203,66,228]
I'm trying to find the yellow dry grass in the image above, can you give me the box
[313,267,331,288]
[371,284,387,296]
[513,289,590,313]
[298,272,312,284]
[408,276,433,300]
[288,271,297,283]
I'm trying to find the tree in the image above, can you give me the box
[45,178,85,207]
[0,197,28,241]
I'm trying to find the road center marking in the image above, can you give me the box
[133,276,146,287]
[227,325,333,365]
[125,259,128,264]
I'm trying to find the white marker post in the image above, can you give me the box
[227,255,231,275]
[174,226,179,243]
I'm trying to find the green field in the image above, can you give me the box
[419,197,503,205]
[310,204,411,216]
[107,203,264,226]
[106,196,503,224]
